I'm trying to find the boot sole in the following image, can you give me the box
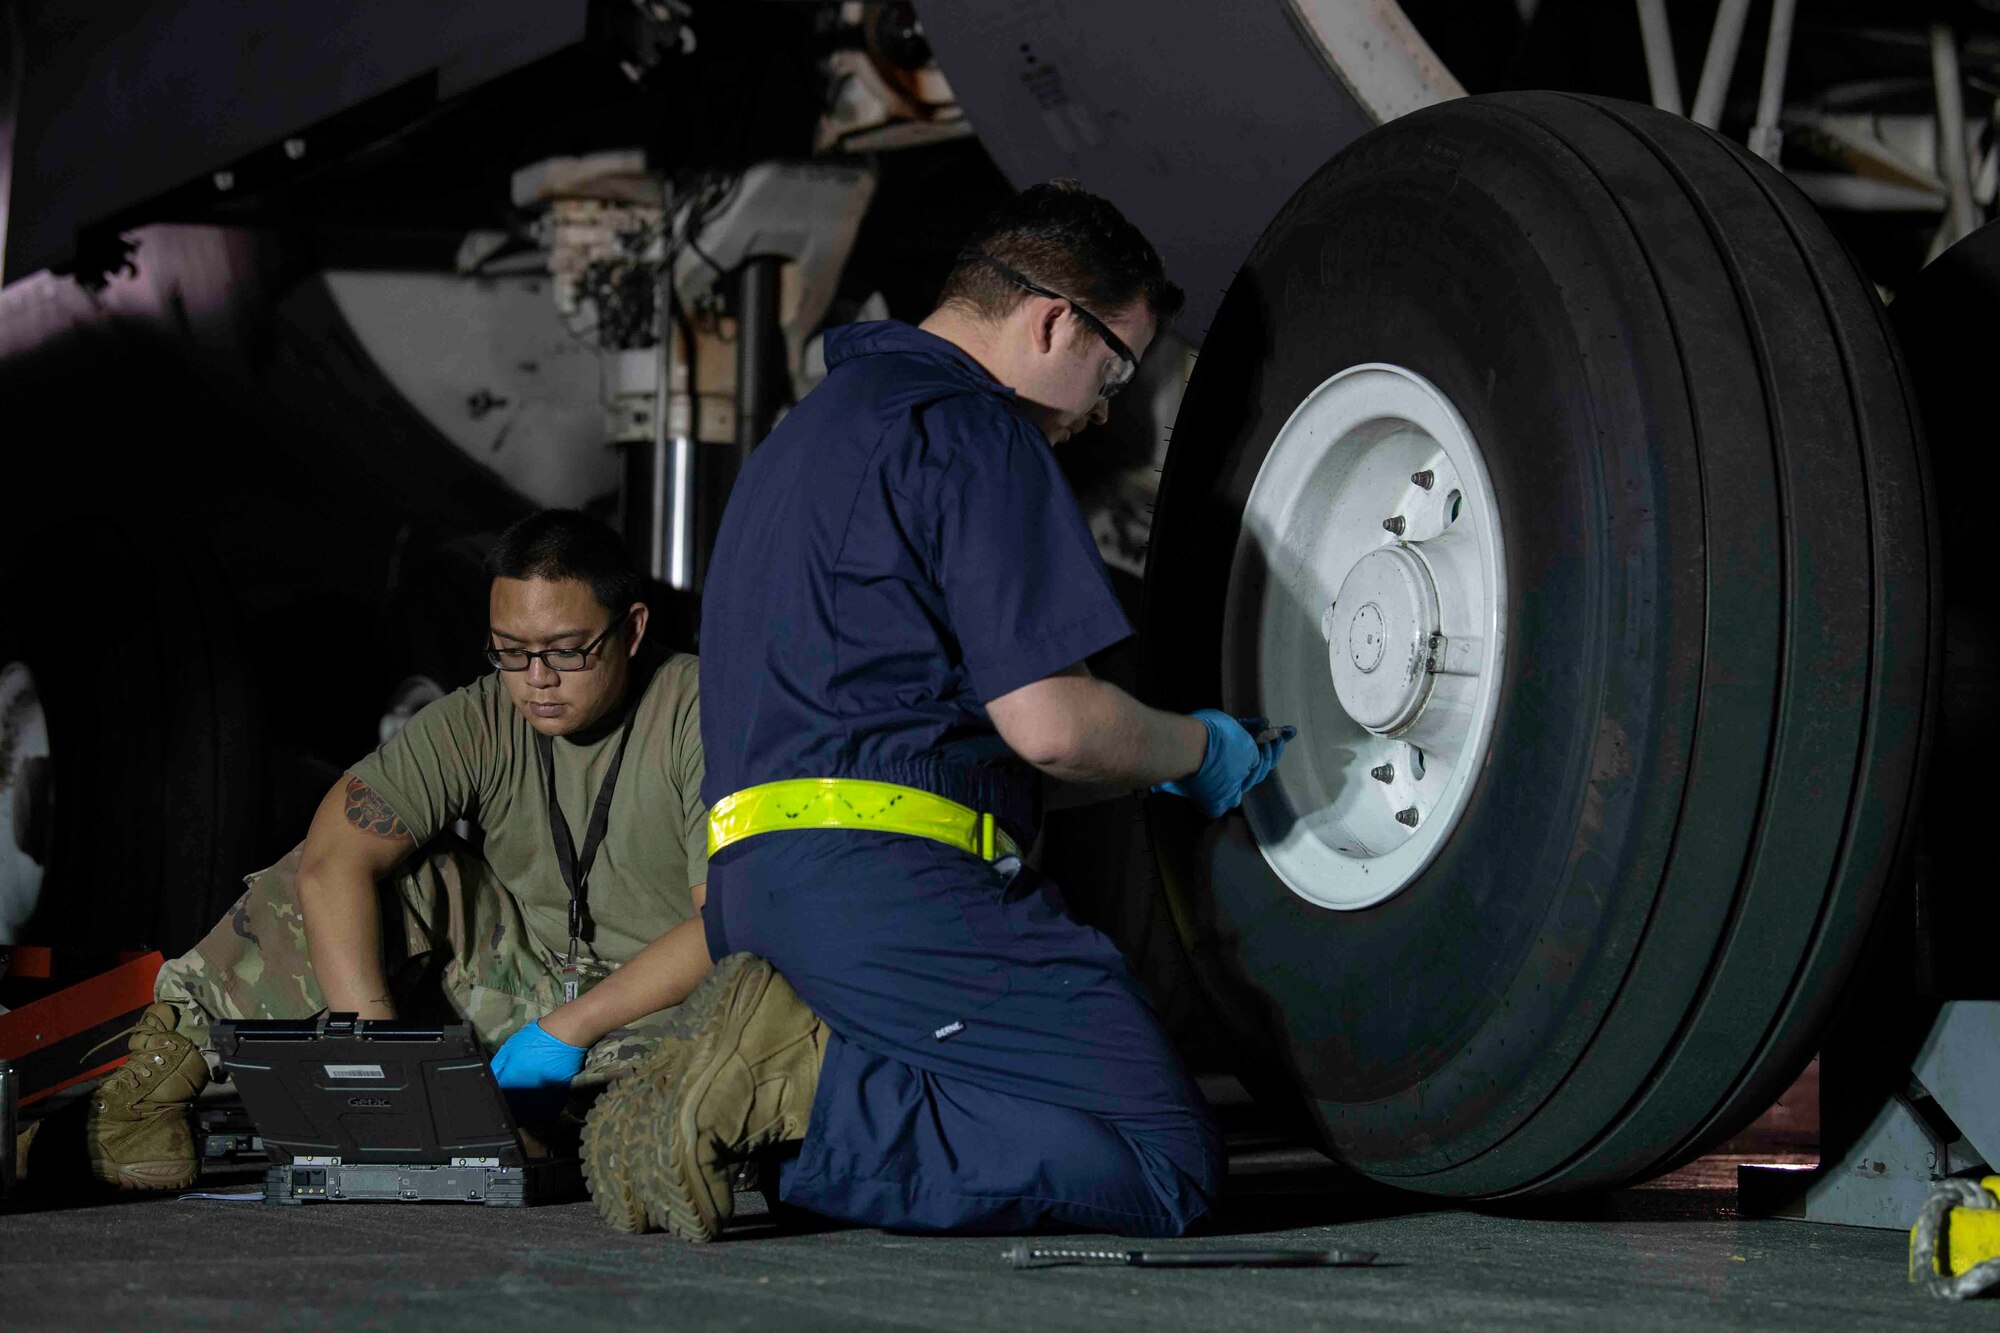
[584,1033,697,1234]
[580,1084,650,1233]
[621,1050,693,1233]
[628,953,768,1242]
[91,1158,198,1191]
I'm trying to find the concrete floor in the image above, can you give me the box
[0,1148,1984,1331]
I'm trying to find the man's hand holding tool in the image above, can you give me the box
[1155,710,1296,817]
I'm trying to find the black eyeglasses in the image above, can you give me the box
[485,611,628,673]
[976,253,1139,400]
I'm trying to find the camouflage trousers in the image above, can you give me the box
[154,838,674,1088]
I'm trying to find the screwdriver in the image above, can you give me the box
[1005,1242,1378,1269]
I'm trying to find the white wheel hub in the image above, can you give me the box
[1327,544,1440,733]
[1224,364,1506,912]
[0,661,51,943]
[379,675,446,744]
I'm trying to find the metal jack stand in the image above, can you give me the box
[1742,1001,2000,1230]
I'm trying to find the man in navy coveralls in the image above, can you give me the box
[630,182,1291,1241]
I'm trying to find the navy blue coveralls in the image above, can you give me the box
[697,320,1223,1236]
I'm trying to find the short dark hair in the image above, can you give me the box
[936,179,1184,328]
[482,509,641,616]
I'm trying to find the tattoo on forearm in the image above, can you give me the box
[343,777,410,840]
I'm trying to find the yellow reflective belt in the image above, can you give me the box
[706,778,1021,862]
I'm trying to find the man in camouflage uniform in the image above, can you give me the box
[94,510,714,1193]
[157,842,679,1086]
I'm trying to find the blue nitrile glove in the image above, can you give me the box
[1153,710,1296,818]
[490,1019,587,1124]
[1237,715,1295,792]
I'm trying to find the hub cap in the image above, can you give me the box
[1224,364,1506,911]
[1328,544,1440,734]
[0,662,51,942]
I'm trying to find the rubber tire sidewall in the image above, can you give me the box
[4,520,265,957]
[1143,98,1823,1190]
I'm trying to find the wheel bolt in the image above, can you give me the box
[1371,764,1394,784]
[1395,807,1419,827]
[1412,470,1435,490]
[1382,515,1406,536]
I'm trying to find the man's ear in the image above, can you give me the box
[625,602,651,657]
[1031,298,1067,356]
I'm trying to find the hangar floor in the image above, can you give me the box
[0,1141,1980,1331]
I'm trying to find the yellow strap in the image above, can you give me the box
[707,778,1019,862]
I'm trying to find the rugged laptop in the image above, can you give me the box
[214,1014,581,1207]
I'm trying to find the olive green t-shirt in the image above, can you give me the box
[349,652,707,967]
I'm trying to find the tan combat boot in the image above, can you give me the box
[83,1001,209,1190]
[634,954,827,1242]
[581,1037,692,1234]
[12,1118,39,1186]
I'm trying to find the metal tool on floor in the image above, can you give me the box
[1005,1242,1379,1269]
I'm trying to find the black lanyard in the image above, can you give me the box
[536,705,641,966]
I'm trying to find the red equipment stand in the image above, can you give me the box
[0,953,165,1113]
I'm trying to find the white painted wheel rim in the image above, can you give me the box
[379,675,446,744]
[0,661,51,942]
[1224,364,1506,912]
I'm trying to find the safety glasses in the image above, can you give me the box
[485,610,628,672]
[976,253,1138,399]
